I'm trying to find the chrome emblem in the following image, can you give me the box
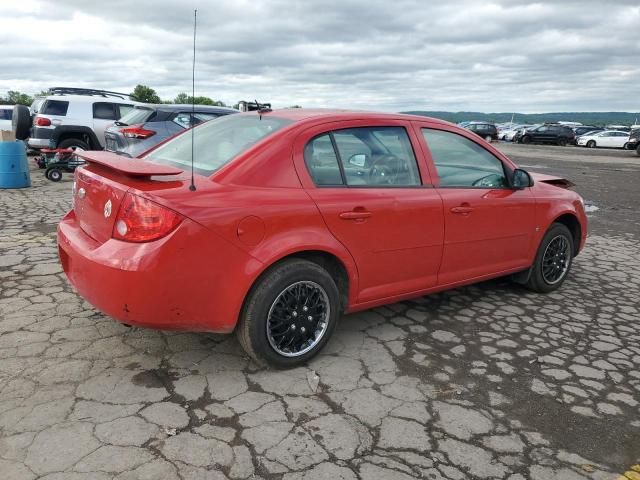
[77,187,86,199]
[104,199,112,218]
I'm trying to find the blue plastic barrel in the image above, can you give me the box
[0,141,31,188]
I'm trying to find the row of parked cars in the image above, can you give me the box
[10,87,239,157]
[459,120,640,154]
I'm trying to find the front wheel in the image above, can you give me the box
[557,138,567,146]
[586,140,596,148]
[236,259,341,368]
[525,223,574,293]
[521,135,531,144]
[636,145,640,156]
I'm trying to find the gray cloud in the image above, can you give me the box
[0,0,639,112]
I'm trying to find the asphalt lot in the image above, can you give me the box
[0,144,638,480]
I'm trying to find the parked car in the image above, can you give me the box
[626,127,640,155]
[22,87,143,150]
[519,124,575,146]
[572,126,603,137]
[500,124,533,141]
[0,105,12,131]
[104,104,238,157]
[512,125,540,143]
[59,109,587,367]
[576,130,630,149]
[464,122,498,142]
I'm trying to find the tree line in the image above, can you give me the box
[0,85,229,107]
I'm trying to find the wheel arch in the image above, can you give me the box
[240,248,355,326]
[52,126,101,149]
[552,213,581,256]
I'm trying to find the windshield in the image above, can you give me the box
[119,106,154,125]
[146,114,293,176]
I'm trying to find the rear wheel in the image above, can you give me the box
[521,135,531,144]
[58,138,89,151]
[525,223,574,293]
[586,140,596,148]
[236,259,341,368]
[636,145,640,156]
[557,138,567,146]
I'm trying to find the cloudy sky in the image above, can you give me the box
[0,0,639,112]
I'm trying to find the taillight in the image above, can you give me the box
[112,193,183,243]
[34,116,51,126]
[120,124,156,139]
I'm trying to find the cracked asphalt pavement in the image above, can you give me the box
[1,145,639,479]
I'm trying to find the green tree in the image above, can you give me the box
[131,84,161,103]
[1,90,33,106]
[173,92,226,106]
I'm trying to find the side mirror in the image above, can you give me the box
[348,153,367,167]
[512,168,533,189]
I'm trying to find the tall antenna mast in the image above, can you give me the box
[189,9,197,192]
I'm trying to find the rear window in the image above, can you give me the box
[119,107,155,125]
[146,114,293,176]
[41,100,69,116]
[0,109,12,120]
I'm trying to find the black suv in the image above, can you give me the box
[464,122,498,142]
[627,127,640,155]
[519,124,575,146]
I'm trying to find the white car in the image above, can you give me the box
[21,87,144,150]
[0,105,12,131]
[577,130,630,149]
[500,124,533,141]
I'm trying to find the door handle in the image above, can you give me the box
[450,204,474,214]
[339,210,372,220]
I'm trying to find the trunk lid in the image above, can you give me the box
[73,151,185,243]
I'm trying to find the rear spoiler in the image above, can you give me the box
[74,151,183,177]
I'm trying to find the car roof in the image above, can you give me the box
[135,104,238,113]
[42,94,140,104]
[252,108,455,127]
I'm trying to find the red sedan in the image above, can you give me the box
[58,109,587,367]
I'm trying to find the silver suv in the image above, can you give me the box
[26,88,143,150]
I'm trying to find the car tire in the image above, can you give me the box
[484,135,492,143]
[636,145,640,156]
[525,223,574,293]
[236,258,341,368]
[12,105,31,141]
[557,138,567,146]
[586,140,596,148]
[46,168,63,182]
[521,135,531,144]
[58,138,90,151]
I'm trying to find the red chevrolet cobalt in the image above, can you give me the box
[58,109,587,367]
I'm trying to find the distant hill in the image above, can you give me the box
[402,111,640,127]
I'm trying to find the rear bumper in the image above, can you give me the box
[28,137,51,149]
[57,209,260,333]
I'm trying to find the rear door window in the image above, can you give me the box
[0,109,12,120]
[93,102,118,120]
[41,100,69,116]
[119,107,155,125]
[117,104,135,119]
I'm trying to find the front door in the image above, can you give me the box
[294,123,444,303]
[418,127,535,285]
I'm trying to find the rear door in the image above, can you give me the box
[92,102,120,147]
[294,120,444,302]
[416,124,535,285]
